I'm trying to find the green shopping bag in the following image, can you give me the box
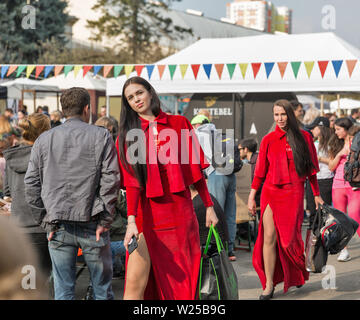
[198,225,239,300]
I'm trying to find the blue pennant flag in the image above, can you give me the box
[1,66,9,79]
[203,64,212,79]
[332,60,343,78]
[44,65,54,78]
[264,62,275,79]
[146,65,155,79]
[93,65,102,76]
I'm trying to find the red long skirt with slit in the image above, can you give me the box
[252,157,310,293]
[125,163,201,300]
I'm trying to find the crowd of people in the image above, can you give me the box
[0,78,359,300]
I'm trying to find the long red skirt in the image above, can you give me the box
[125,166,201,300]
[252,181,309,293]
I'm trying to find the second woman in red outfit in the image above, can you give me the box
[116,76,218,300]
[248,99,324,300]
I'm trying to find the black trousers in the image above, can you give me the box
[306,178,333,228]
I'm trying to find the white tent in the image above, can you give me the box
[1,78,60,99]
[106,32,360,96]
[41,71,106,91]
[297,94,330,110]
[330,98,360,111]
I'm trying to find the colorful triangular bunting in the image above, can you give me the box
[103,65,113,78]
[264,62,275,79]
[73,65,82,78]
[332,60,343,78]
[35,65,44,79]
[135,65,144,77]
[203,64,212,79]
[227,64,236,79]
[251,63,261,79]
[346,60,357,78]
[113,65,123,78]
[180,64,188,79]
[93,65,102,76]
[191,64,200,79]
[168,65,177,80]
[7,65,18,77]
[239,63,248,79]
[215,64,224,79]
[304,61,315,79]
[64,65,74,77]
[277,62,288,79]
[26,65,35,78]
[44,65,54,78]
[146,65,154,80]
[54,65,64,77]
[83,65,93,77]
[124,65,134,78]
[1,66,9,79]
[158,65,166,79]
[318,61,329,78]
[291,62,301,79]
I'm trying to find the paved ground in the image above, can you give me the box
[71,223,360,300]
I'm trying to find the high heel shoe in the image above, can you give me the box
[259,287,275,300]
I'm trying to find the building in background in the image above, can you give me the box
[226,0,292,34]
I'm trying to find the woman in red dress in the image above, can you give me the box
[116,76,218,300]
[248,99,324,300]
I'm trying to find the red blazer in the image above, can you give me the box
[252,125,319,190]
[116,110,209,198]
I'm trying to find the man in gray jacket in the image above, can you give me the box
[24,87,121,300]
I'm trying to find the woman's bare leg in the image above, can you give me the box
[123,233,151,300]
[262,205,277,294]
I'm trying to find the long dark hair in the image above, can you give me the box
[317,125,332,155]
[328,117,353,159]
[274,99,314,177]
[118,76,161,188]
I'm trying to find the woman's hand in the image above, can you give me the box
[124,219,139,252]
[248,197,257,216]
[206,206,219,227]
[314,196,324,210]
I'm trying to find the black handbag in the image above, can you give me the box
[305,206,328,273]
[198,225,238,300]
[319,204,359,254]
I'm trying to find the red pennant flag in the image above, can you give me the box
[54,65,64,77]
[214,64,224,79]
[251,63,261,79]
[83,65,93,77]
[135,65,144,77]
[318,61,329,78]
[7,65,18,77]
[157,65,165,79]
[103,65,113,78]
[191,64,200,79]
[277,62,288,79]
[346,60,357,78]
[35,65,44,79]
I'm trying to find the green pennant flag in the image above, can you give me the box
[304,61,315,78]
[16,65,27,77]
[227,64,236,79]
[168,65,177,80]
[239,63,248,79]
[291,62,301,79]
[114,65,124,78]
[64,65,74,77]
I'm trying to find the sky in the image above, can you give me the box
[170,0,360,49]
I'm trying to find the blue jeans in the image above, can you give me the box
[110,241,126,272]
[207,171,237,252]
[48,221,113,300]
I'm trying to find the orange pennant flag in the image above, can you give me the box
[103,65,113,78]
[7,65,18,77]
[277,62,288,79]
[346,60,357,77]
[157,65,166,79]
[214,64,224,79]
[54,65,64,77]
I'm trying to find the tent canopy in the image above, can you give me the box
[1,78,60,99]
[107,32,360,96]
[41,71,106,91]
[297,94,330,110]
[330,98,360,111]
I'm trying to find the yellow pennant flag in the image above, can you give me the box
[304,61,315,79]
[180,64,188,79]
[125,65,134,78]
[74,65,82,78]
[26,65,36,78]
[239,63,248,79]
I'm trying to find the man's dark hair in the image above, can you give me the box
[239,138,257,153]
[290,100,302,111]
[60,87,90,117]
[5,108,13,114]
[351,108,359,116]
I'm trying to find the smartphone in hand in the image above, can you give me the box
[128,235,138,254]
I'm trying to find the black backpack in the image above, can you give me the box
[344,131,360,188]
[211,130,242,176]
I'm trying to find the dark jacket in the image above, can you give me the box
[4,143,45,233]
[24,117,121,232]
